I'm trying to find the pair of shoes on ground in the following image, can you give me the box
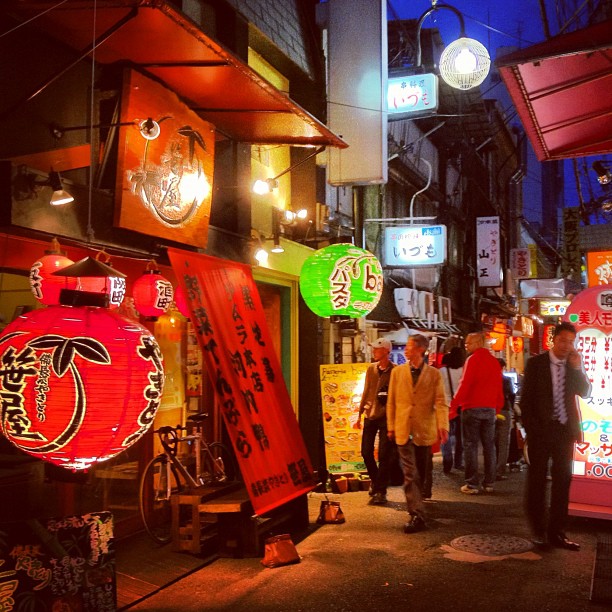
[533,533,580,551]
[404,514,426,534]
[371,492,387,505]
[460,484,494,495]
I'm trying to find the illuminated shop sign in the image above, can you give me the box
[587,250,612,287]
[539,300,570,316]
[384,225,447,267]
[387,73,438,116]
[564,286,612,504]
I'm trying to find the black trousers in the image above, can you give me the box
[526,421,575,538]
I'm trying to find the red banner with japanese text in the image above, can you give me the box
[168,249,315,515]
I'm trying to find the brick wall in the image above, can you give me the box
[225,0,316,78]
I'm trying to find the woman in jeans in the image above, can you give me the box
[439,347,465,473]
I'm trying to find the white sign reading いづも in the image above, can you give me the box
[383,225,446,266]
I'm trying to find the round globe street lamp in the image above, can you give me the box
[415,2,491,91]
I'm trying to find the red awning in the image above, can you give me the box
[496,19,612,161]
[6,0,346,148]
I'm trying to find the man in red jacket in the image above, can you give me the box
[450,332,504,494]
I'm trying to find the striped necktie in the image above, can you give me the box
[553,362,567,424]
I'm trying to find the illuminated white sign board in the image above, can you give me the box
[384,225,447,266]
[387,73,438,116]
[540,300,570,316]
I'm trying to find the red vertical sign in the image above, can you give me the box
[168,249,315,514]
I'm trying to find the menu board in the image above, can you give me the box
[320,363,369,473]
[0,511,115,611]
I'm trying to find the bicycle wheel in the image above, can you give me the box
[139,455,182,545]
[201,442,238,484]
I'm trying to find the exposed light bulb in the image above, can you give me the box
[296,209,308,220]
[254,247,269,264]
[454,48,477,74]
[253,179,272,195]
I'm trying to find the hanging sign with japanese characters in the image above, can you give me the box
[564,285,612,508]
[383,225,446,267]
[476,216,500,287]
[510,247,530,279]
[387,73,438,117]
[561,207,581,283]
[168,249,314,515]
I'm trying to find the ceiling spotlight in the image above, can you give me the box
[252,178,279,195]
[592,161,611,186]
[270,238,284,253]
[295,209,308,220]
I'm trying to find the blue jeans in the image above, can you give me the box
[441,416,463,472]
[462,408,496,488]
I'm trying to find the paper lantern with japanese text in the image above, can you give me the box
[30,253,77,306]
[78,276,126,310]
[133,270,174,319]
[299,244,383,317]
[0,305,164,470]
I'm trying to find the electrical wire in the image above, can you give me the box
[0,0,70,39]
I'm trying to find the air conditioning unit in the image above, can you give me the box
[394,288,418,318]
[438,296,452,323]
[418,291,434,319]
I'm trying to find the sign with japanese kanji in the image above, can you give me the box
[510,247,530,279]
[383,225,447,266]
[168,249,314,515]
[387,73,438,117]
[561,207,581,283]
[320,363,369,473]
[586,250,612,287]
[564,285,612,511]
[476,216,500,287]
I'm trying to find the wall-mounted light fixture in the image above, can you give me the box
[252,146,325,195]
[50,116,168,141]
[592,161,611,186]
[12,165,74,205]
[415,2,490,90]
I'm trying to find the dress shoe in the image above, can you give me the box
[549,533,580,551]
[404,514,426,534]
[531,535,549,549]
[371,493,387,505]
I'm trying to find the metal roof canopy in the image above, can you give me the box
[7,0,346,148]
[496,19,612,162]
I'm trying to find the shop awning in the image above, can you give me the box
[6,0,347,148]
[496,19,612,161]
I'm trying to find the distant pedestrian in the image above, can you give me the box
[520,322,591,551]
[450,332,504,495]
[387,334,448,533]
[439,347,465,474]
[355,338,395,505]
[495,358,516,480]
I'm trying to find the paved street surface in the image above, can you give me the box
[127,459,612,612]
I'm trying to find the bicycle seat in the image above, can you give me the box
[187,413,209,423]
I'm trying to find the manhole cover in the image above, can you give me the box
[450,534,533,556]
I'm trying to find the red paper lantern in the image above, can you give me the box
[78,276,126,310]
[0,305,164,470]
[30,242,77,305]
[174,286,190,318]
[133,269,174,319]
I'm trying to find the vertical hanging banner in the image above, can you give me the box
[561,207,581,283]
[510,247,530,279]
[168,249,314,515]
[476,216,501,287]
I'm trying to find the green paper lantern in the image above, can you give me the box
[299,244,383,317]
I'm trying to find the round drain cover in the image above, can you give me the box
[450,534,533,556]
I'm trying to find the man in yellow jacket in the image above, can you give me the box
[387,334,449,533]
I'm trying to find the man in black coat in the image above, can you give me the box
[520,322,591,551]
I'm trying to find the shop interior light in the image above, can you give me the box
[592,161,612,186]
[254,246,269,264]
[50,116,167,141]
[12,166,74,206]
[270,237,284,253]
[48,170,74,205]
[415,2,490,90]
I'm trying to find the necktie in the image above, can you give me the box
[553,362,567,424]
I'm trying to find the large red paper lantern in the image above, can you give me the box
[133,268,174,319]
[0,305,164,470]
[30,240,77,305]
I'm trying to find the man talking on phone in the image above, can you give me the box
[520,322,591,550]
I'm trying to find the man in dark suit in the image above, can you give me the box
[520,322,591,551]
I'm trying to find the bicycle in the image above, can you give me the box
[139,413,237,544]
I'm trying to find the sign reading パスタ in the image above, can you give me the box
[320,363,369,473]
[115,69,215,249]
[168,249,314,515]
